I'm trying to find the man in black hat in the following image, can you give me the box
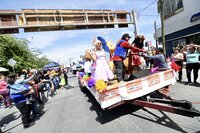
[113,33,144,82]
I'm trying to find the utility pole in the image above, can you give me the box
[159,0,166,55]
[132,10,138,36]
[69,58,73,67]
[12,66,15,74]
[154,21,158,48]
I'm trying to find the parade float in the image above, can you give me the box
[77,37,200,118]
[78,67,200,118]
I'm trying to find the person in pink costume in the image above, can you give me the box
[88,40,114,82]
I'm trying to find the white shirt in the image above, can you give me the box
[173,53,184,61]
[84,61,91,73]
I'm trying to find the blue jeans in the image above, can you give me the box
[31,100,38,116]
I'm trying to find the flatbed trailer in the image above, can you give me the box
[78,69,200,118]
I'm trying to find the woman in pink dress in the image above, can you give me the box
[88,40,114,81]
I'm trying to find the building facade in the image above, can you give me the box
[156,0,200,56]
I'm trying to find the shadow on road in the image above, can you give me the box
[0,112,21,127]
[0,112,22,133]
[83,89,141,124]
[177,81,200,87]
[83,88,189,132]
[3,122,22,133]
[95,104,141,124]
[66,85,76,90]
[68,75,77,79]
[2,104,46,132]
[131,109,188,133]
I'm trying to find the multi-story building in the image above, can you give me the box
[156,0,200,56]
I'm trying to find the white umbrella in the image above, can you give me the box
[0,67,9,72]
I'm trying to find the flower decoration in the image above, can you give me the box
[78,72,84,77]
[106,40,115,54]
[88,78,95,88]
[95,80,107,92]
[83,75,89,81]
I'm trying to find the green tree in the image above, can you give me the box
[0,35,50,72]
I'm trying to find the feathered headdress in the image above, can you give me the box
[132,35,145,49]
[136,35,145,40]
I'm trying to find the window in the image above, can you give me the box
[163,0,183,19]
[173,38,186,48]
[186,34,200,45]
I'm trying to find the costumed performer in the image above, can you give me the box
[113,33,144,82]
[97,36,110,63]
[130,35,146,72]
[84,50,92,76]
[87,40,114,82]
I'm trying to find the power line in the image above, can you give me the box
[137,0,158,13]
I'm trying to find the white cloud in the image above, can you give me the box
[43,42,91,64]
[2,0,158,13]
[18,32,61,49]
[8,0,160,64]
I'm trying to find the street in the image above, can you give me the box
[0,70,200,133]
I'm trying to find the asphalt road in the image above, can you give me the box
[0,70,200,133]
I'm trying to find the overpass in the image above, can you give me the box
[0,9,136,34]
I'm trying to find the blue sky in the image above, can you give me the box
[0,0,160,66]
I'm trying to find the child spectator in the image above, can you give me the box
[0,73,11,108]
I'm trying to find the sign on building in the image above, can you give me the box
[7,58,17,67]
[190,12,200,22]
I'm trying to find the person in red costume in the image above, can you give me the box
[113,33,144,82]
[131,35,145,71]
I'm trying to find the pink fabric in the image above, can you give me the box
[132,55,141,66]
[0,80,11,107]
[151,67,159,73]
[171,57,175,63]
[94,51,114,81]
[0,80,8,94]
[91,62,96,77]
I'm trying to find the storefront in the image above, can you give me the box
[162,24,200,56]
[156,0,200,56]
